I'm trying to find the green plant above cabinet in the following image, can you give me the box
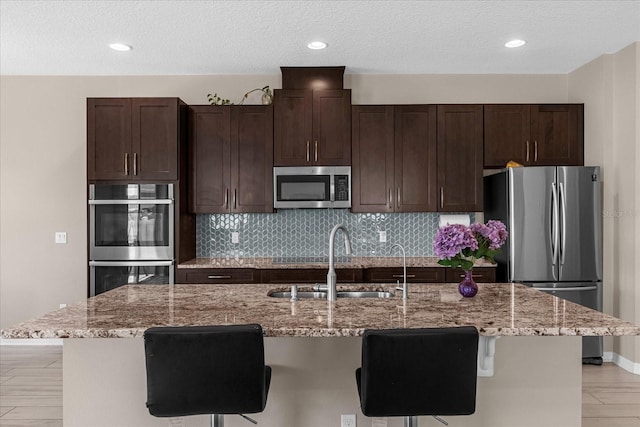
[484,104,584,168]
[188,105,273,213]
[87,98,185,181]
[273,89,351,166]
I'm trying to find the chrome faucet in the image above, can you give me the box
[327,224,352,301]
[389,243,408,300]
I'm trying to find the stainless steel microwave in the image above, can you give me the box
[273,166,351,209]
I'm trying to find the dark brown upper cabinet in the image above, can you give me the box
[188,105,273,214]
[87,98,184,181]
[437,104,484,212]
[351,105,438,212]
[484,104,584,168]
[273,89,351,166]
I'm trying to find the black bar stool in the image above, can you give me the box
[144,324,271,427]
[355,326,479,427]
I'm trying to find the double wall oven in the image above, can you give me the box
[88,184,175,296]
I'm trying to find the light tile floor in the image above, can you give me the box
[1,346,639,426]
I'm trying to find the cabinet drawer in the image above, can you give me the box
[445,268,496,283]
[364,267,445,283]
[261,269,362,284]
[176,269,258,284]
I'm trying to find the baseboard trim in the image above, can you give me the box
[0,338,63,346]
[604,351,640,375]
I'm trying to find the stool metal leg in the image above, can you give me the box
[404,416,418,427]
[211,414,224,427]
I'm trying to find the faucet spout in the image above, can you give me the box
[389,243,408,300]
[327,224,352,301]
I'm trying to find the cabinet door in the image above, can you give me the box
[351,106,394,213]
[312,90,351,165]
[531,104,583,166]
[394,105,438,212]
[231,106,274,213]
[188,106,231,213]
[273,89,312,166]
[484,104,531,168]
[87,98,131,180]
[437,105,484,212]
[131,98,179,180]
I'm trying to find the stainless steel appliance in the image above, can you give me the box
[88,184,175,296]
[273,166,351,209]
[484,166,603,363]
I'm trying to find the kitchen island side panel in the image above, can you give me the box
[63,336,581,427]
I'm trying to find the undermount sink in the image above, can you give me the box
[267,289,395,299]
[268,291,327,299]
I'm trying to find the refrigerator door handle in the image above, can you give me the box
[559,182,566,265]
[551,182,559,267]
[534,286,598,292]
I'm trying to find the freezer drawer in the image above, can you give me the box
[531,282,603,360]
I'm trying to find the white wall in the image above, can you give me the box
[568,42,640,365]
[0,61,634,365]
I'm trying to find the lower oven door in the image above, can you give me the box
[89,260,174,297]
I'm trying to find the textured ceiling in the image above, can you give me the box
[1,0,639,75]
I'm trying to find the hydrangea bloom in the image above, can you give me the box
[433,224,478,259]
[433,220,508,271]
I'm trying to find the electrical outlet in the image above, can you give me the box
[55,231,67,244]
[59,303,67,309]
[379,231,387,243]
[341,414,356,427]
[231,232,239,244]
[371,418,387,427]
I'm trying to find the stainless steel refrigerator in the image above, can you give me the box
[484,166,603,363]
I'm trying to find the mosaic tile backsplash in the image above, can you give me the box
[196,210,475,258]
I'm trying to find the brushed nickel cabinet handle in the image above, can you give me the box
[124,153,129,175]
[314,140,318,162]
[393,274,416,278]
[526,140,530,163]
[397,187,401,206]
[534,140,538,162]
[306,141,310,163]
[224,188,229,208]
[440,187,444,209]
[133,153,138,176]
[208,275,232,279]
[460,274,483,278]
[388,188,392,208]
[233,189,237,209]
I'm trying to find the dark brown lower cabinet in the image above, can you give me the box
[445,267,496,283]
[364,267,445,283]
[260,269,363,284]
[176,268,258,284]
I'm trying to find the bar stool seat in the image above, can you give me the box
[144,324,271,426]
[356,326,479,426]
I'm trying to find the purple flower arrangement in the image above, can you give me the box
[433,220,508,271]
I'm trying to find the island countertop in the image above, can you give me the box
[2,283,638,339]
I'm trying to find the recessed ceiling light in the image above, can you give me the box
[307,41,327,50]
[109,43,133,51]
[505,39,526,48]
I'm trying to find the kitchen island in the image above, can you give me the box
[3,282,639,427]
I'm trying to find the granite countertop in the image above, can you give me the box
[178,256,496,269]
[2,283,638,339]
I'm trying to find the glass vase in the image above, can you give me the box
[458,269,478,298]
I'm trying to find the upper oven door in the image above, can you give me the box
[89,184,174,260]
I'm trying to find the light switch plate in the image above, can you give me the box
[379,231,387,243]
[55,231,67,244]
[231,232,239,244]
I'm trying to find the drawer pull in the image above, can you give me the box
[460,274,482,278]
[208,275,232,279]
[392,274,416,278]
